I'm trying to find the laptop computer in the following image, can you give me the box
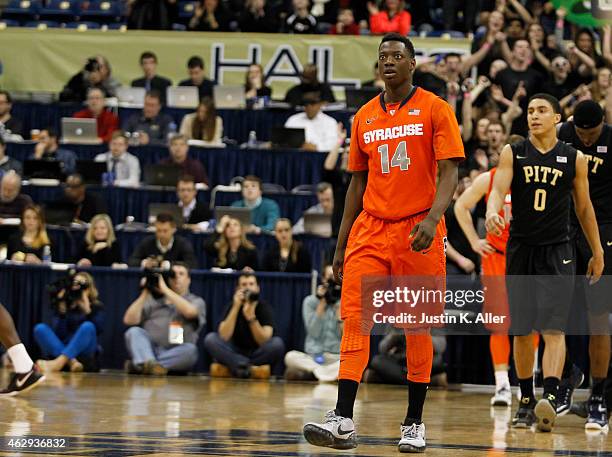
[43,201,75,226]
[75,160,107,185]
[345,87,381,111]
[270,127,305,149]
[148,203,184,227]
[143,164,182,187]
[303,213,332,237]
[214,206,252,227]
[116,87,146,107]
[23,160,63,180]
[213,85,246,109]
[61,118,99,144]
[166,86,199,109]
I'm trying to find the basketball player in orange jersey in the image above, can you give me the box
[303,33,464,453]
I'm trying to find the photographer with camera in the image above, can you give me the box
[123,262,205,375]
[284,265,341,382]
[204,273,285,379]
[34,271,104,373]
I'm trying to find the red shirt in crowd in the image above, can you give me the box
[329,23,361,35]
[73,108,119,143]
[369,10,411,36]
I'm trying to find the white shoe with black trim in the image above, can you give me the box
[491,385,512,407]
[398,422,426,453]
[303,409,357,449]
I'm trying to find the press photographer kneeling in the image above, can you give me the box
[123,259,206,375]
[34,271,104,373]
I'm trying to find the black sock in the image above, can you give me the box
[519,376,534,401]
[404,381,428,425]
[592,377,606,397]
[335,379,359,419]
[543,376,559,399]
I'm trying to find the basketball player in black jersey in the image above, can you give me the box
[486,93,604,432]
[556,100,612,430]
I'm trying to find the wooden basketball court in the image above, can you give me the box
[0,370,609,456]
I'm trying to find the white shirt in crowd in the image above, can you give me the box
[94,151,141,188]
[284,111,339,153]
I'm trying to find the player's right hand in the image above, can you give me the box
[332,248,345,284]
[587,254,604,285]
[471,239,495,257]
[485,213,505,236]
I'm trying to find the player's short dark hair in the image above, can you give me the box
[140,51,157,64]
[0,90,12,104]
[379,33,415,59]
[528,93,562,114]
[187,56,204,70]
[573,100,604,129]
[156,212,176,225]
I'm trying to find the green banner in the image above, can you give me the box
[552,0,605,27]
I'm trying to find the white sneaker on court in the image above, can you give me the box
[303,409,357,449]
[398,422,426,453]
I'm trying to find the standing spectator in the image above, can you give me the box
[178,56,216,100]
[131,52,173,105]
[284,265,341,381]
[0,91,24,139]
[127,0,177,29]
[189,0,231,31]
[284,93,339,152]
[543,56,580,101]
[204,273,285,379]
[589,67,611,106]
[128,213,198,269]
[204,215,258,270]
[94,131,141,187]
[285,64,336,106]
[239,0,277,33]
[159,135,209,186]
[7,205,51,264]
[570,28,604,83]
[0,172,31,219]
[230,175,280,233]
[368,0,411,36]
[292,181,334,235]
[178,97,223,144]
[73,88,120,143]
[30,128,77,176]
[59,174,108,223]
[176,175,212,228]
[123,263,205,375]
[123,91,176,145]
[463,11,506,78]
[60,57,111,103]
[284,0,317,34]
[244,64,272,101]
[262,218,311,272]
[34,272,104,373]
[0,136,22,176]
[77,214,123,267]
[329,7,360,35]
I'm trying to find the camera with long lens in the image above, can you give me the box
[324,280,341,305]
[243,289,259,303]
[143,258,176,299]
[47,269,89,310]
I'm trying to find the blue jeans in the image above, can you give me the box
[33,322,97,360]
[203,332,285,373]
[124,326,198,372]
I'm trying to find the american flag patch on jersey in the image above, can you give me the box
[557,156,567,163]
[408,109,420,115]
[597,146,608,153]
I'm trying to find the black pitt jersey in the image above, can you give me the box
[558,122,612,225]
[510,139,577,245]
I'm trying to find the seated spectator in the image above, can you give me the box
[322,125,350,238]
[284,265,341,381]
[176,175,212,229]
[284,0,317,34]
[0,136,22,176]
[204,215,258,270]
[284,64,336,106]
[159,134,209,185]
[59,174,108,223]
[292,181,334,235]
[239,0,277,33]
[368,0,411,36]
[123,263,205,375]
[179,56,215,100]
[73,88,120,143]
[8,205,52,264]
[77,214,122,267]
[128,213,198,269]
[230,175,280,233]
[131,52,173,105]
[0,171,32,219]
[34,272,104,373]
[204,273,285,378]
[60,57,112,103]
[94,131,140,187]
[30,128,77,176]
[245,64,272,103]
[285,93,339,152]
[188,0,231,31]
[97,55,121,98]
[0,91,24,139]
[329,7,360,35]
[178,97,223,145]
[123,91,176,146]
[262,218,311,272]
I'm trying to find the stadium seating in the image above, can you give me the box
[1,0,41,24]
[79,0,122,24]
[39,0,80,24]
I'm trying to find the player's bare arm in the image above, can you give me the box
[572,151,604,283]
[454,171,495,256]
[486,144,513,236]
[332,170,367,283]
[410,159,459,251]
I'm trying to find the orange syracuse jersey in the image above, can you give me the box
[348,86,464,220]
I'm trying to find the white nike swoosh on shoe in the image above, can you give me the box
[598,405,607,413]
[607,241,612,247]
[337,424,353,436]
[15,371,33,388]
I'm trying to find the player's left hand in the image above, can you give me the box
[409,218,436,252]
[587,254,604,285]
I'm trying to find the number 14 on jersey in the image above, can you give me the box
[378,141,410,173]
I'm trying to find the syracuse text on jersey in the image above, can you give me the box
[363,123,424,144]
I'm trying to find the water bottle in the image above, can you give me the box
[247,130,257,149]
[42,245,51,264]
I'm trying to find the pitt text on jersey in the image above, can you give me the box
[522,165,563,186]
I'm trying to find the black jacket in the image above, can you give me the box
[262,242,311,273]
[128,235,198,269]
[184,201,212,225]
[131,75,173,104]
